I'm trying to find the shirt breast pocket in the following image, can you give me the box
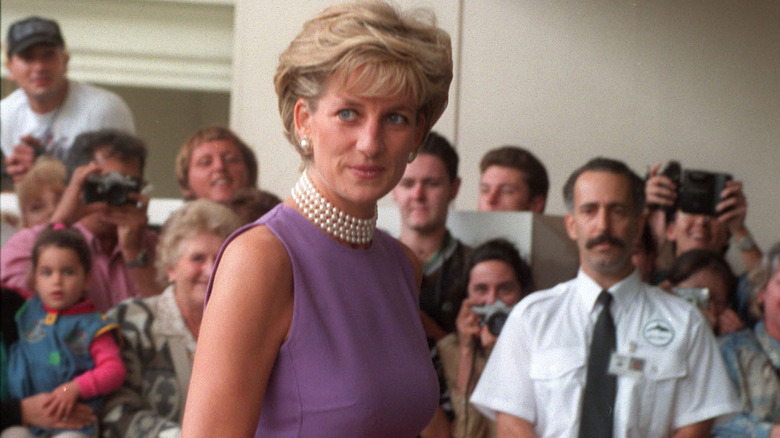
[629,347,688,436]
[529,347,585,431]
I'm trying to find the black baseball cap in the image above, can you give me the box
[6,16,65,57]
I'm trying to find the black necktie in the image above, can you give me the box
[579,291,617,438]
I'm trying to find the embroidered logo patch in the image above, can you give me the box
[643,319,674,346]
[22,320,46,343]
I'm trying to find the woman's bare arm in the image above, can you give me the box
[181,226,294,437]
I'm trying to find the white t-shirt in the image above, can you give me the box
[470,269,740,438]
[1,81,135,159]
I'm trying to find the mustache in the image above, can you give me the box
[586,234,625,249]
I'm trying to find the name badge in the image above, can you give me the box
[608,352,646,377]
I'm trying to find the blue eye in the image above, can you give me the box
[338,109,356,121]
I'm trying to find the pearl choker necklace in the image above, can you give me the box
[292,172,377,245]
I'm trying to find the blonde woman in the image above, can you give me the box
[183,1,453,436]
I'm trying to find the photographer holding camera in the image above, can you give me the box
[437,238,533,438]
[646,162,763,325]
[645,161,763,277]
[1,129,158,311]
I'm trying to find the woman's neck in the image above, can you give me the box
[291,172,377,247]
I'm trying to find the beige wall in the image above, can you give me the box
[232,0,779,250]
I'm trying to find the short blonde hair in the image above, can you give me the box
[274,0,453,163]
[175,126,259,199]
[16,156,67,226]
[155,199,241,286]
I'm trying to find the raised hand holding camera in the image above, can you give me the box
[49,161,108,226]
[455,296,483,350]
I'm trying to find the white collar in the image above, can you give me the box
[575,269,642,312]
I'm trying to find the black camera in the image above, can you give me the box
[83,172,141,206]
[471,300,514,336]
[653,161,732,217]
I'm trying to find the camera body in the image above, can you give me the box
[657,161,732,217]
[83,171,141,206]
[471,300,515,336]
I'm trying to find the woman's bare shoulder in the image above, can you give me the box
[211,225,292,302]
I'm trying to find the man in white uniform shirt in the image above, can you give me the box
[470,157,739,437]
[2,16,135,185]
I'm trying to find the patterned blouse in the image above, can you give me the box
[713,323,780,438]
[100,286,195,437]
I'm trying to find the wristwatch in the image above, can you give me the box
[732,234,757,252]
[126,249,150,267]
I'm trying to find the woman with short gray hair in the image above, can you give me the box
[100,200,240,437]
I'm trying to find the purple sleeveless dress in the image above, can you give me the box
[206,205,438,437]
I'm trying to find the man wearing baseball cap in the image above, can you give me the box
[2,16,135,185]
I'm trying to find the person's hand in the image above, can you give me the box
[5,135,42,184]
[478,321,500,350]
[455,297,482,351]
[20,393,95,429]
[42,381,80,422]
[100,191,150,262]
[50,161,107,225]
[716,180,748,235]
[645,162,678,210]
[717,308,746,336]
[644,163,677,249]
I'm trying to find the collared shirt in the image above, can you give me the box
[470,269,740,438]
[0,223,157,312]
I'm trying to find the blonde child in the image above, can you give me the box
[3,224,126,438]
[16,157,67,228]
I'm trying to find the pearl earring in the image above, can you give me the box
[407,149,418,163]
[300,137,312,153]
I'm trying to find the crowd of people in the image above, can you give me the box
[1,2,776,438]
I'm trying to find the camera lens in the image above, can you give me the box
[486,312,508,336]
[105,185,129,206]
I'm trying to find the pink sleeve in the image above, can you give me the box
[74,331,127,399]
[0,226,42,296]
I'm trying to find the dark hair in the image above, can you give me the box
[465,238,535,294]
[31,225,92,275]
[228,188,282,225]
[666,249,737,300]
[562,157,645,215]
[418,131,459,183]
[66,129,148,180]
[479,146,549,201]
[638,221,656,255]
